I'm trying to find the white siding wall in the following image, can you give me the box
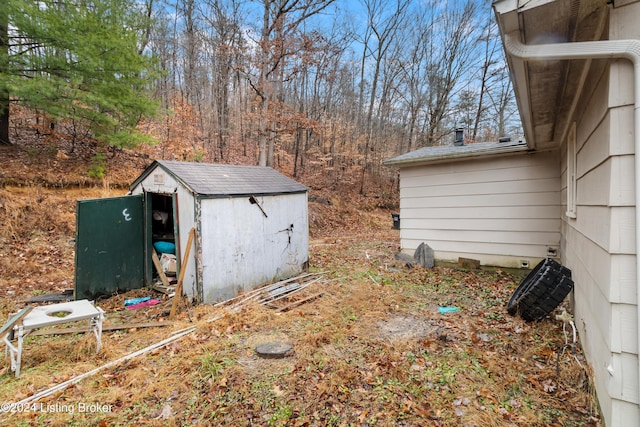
[199,193,309,303]
[560,4,640,424]
[399,151,561,267]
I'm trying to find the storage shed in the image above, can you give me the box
[74,160,309,303]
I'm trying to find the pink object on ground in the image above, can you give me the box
[126,299,161,310]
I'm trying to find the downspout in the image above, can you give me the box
[504,33,640,396]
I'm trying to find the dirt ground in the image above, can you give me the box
[0,140,601,426]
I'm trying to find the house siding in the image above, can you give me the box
[398,151,561,267]
[560,6,640,421]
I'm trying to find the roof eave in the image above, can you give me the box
[384,144,532,168]
[493,0,538,150]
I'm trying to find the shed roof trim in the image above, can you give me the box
[131,160,308,196]
[384,140,530,167]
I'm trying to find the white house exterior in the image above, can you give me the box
[130,161,309,303]
[493,0,640,425]
[385,141,562,269]
[386,0,640,423]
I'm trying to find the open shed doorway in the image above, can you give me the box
[148,192,180,285]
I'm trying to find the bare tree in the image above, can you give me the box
[201,0,246,161]
[358,0,410,193]
[0,5,8,145]
[393,5,432,153]
[486,67,518,139]
[248,0,337,167]
[471,11,501,142]
[424,0,478,146]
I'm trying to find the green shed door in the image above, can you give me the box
[75,194,145,299]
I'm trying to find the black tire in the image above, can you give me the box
[506,258,558,315]
[506,258,574,321]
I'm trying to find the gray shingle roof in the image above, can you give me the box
[132,160,308,196]
[384,140,530,167]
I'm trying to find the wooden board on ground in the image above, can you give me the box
[170,227,195,320]
[30,321,174,336]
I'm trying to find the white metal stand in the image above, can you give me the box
[3,300,104,377]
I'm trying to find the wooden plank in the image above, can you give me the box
[0,307,33,340]
[30,321,174,336]
[170,227,195,320]
[151,284,175,295]
[278,292,324,312]
[11,326,196,408]
[151,248,172,289]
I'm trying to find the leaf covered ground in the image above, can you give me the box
[0,217,601,426]
[0,138,601,426]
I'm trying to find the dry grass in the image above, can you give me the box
[0,211,601,426]
[0,142,600,426]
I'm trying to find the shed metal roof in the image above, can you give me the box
[131,160,308,196]
[384,140,530,167]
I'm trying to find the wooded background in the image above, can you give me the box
[1,0,520,194]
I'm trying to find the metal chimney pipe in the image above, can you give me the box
[454,128,464,146]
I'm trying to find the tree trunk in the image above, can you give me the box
[0,6,9,145]
[0,89,8,145]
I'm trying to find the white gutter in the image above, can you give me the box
[504,32,640,400]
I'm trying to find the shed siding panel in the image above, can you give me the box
[199,193,308,302]
[398,150,560,265]
[175,186,197,301]
[131,169,182,196]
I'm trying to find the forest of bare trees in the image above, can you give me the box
[4,0,521,194]
[146,0,519,188]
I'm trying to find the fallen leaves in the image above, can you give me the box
[543,378,558,393]
[0,141,601,426]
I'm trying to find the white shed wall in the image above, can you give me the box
[199,193,309,303]
[560,5,640,424]
[130,167,199,301]
[398,151,561,268]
